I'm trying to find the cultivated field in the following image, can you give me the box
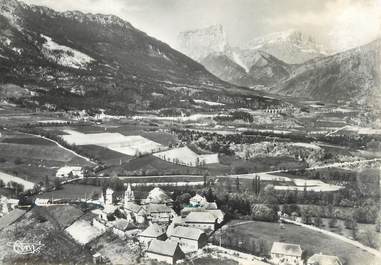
[61,130,164,156]
[0,171,35,190]
[154,146,219,167]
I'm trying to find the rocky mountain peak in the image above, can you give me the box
[177,24,229,61]
[246,29,327,64]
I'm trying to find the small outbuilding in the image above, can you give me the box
[270,242,303,265]
[146,239,185,264]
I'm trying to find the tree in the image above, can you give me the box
[376,215,381,233]
[235,177,240,192]
[329,217,338,228]
[53,178,62,190]
[251,204,278,222]
[44,175,50,188]
[263,185,278,205]
[14,157,23,165]
[314,215,323,227]
[301,207,313,224]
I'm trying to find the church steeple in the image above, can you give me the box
[124,183,135,204]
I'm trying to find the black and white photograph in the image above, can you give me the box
[0,0,380,264]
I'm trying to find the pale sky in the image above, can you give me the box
[22,0,381,52]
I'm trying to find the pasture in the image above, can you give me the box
[113,154,204,176]
[154,146,219,167]
[37,184,102,200]
[218,220,378,265]
[0,132,91,184]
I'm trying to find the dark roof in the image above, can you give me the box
[147,239,183,257]
[0,209,26,230]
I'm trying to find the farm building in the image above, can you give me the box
[145,203,175,224]
[0,208,26,231]
[138,223,167,247]
[307,254,343,265]
[34,198,51,206]
[56,166,83,178]
[181,207,224,224]
[0,196,19,216]
[124,201,146,224]
[270,242,303,265]
[207,209,224,224]
[169,226,207,253]
[184,211,217,231]
[146,239,185,265]
[112,219,138,239]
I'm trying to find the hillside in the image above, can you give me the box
[0,1,280,113]
[201,51,291,88]
[277,39,381,106]
[200,53,251,86]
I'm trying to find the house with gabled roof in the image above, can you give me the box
[189,194,207,207]
[146,239,185,264]
[184,211,217,231]
[138,223,167,247]
[145,203,176,224]
[270,242,303,265]
[124,201,146,224]
[169,226,207,253]
[307,254,343,265]
[112,219,138,239]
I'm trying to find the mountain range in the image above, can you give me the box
[0,0,282,113]
[177,26,326,88]
[178,25,381,106]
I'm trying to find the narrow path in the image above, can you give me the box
[280,218,381,258]
[325,125,351,136]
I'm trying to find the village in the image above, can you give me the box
[0,179,354,265]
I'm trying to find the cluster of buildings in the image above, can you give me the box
[55,166,84,179]
[270,242,343,265]
[82,184,224,264]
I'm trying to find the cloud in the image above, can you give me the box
[327,0,381,51]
